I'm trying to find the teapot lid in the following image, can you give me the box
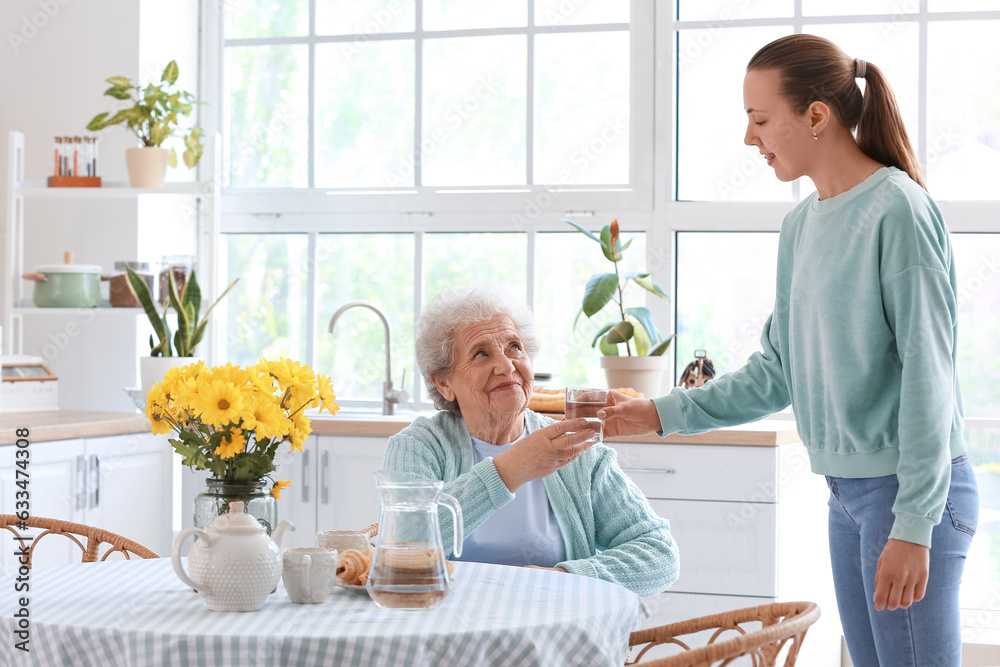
[211,501,265,532]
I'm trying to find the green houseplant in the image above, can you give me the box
[567,218,674,398]
[86,60,204,187]
[126,267,238,358]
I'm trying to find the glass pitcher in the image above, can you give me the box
[367,470,463,609]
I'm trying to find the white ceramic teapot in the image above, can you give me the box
[172,501,294,612]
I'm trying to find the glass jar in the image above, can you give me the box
[109,261,155,307]
[193,478,278,535]
[158,254,195,305]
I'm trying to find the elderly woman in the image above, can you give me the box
[382,284,679,597]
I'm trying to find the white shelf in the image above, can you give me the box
[13,304,146,316]
[14,181,212,198]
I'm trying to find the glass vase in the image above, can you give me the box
[193,478,278,535]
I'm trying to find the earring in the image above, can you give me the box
[813,132,819,141]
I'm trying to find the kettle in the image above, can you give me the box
[171,501,294,612]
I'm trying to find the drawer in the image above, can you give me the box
[650,498,777,598]
[609,442,777,502]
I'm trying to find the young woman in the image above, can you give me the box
[601,34,979,665]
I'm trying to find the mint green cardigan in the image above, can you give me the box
[383,409,679,597]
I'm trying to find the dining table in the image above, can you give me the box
[0,556,649,666]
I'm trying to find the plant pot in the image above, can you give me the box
[141,355,202,396]
[125,147,169,188]
[600,356,670,400]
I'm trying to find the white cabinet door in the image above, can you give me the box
[0,439,85,570]
[275,440,318,550]
[649,498,778,597]
[316,436,386,532]
[83,433,173,558]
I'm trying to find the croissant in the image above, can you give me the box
[336,548,372,586]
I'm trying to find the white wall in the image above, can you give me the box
[0,0,200,411]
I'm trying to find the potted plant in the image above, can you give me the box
[125,267,238,393]
[86,60,204,188]
[567,218,674,399]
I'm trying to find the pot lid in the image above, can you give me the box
[34,263,102,274]
[208,501,266,532]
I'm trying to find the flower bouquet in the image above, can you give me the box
[145,359,339,501]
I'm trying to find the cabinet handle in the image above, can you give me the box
[301,450,310,503]
[621,467,677,475]
[321,451,329,505]
[89,455,100,508]
[76,455,87,511]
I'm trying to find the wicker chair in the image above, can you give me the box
[0,514,159,566]
[626,601,820,667]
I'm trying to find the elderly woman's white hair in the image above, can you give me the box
[417,283,539,412]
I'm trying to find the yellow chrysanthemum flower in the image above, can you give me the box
[271,480,291,499]
[215,430,245,459]
[288,412,312,452]
[195,380,244,427]
[210,362,250,388]
[145,385,173,435]
[248,393,288,441]
[316,374,339,416]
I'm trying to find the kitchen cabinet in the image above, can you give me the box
[2,131,220,412]
[0,432,173,570]
[606,438,841,667]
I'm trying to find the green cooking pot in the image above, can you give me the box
[24,262,102,307]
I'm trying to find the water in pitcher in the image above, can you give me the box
[367,542,449,609]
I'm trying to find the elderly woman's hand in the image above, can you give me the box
[598,391,662,438]
[492,418,598,492]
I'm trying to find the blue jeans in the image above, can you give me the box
[826,455,979,667]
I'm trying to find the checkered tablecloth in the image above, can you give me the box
[1,557,648,666]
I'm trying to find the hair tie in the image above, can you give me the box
[854,58,866,79]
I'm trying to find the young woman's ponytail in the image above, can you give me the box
[748,34,926,190]
[855,62,926,189]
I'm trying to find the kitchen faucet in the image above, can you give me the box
[328,301,409,415]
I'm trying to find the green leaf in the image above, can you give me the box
[169,146,178,168]
[564,219,603,244]
[127,267,172,355]
[590,323,614,348]
[649,335,675,356]
[85,112,110,131]
[599,337,620,356]
[633,317,651,356]
[105,76,133,87]
[605,321,634,344]
[162,60,179,85]
[599,225,620,262]
[628,273,670,300]
[625,306,662,344]
[183,148,197,168]
[103,85,133,100]
[582,273,619,317]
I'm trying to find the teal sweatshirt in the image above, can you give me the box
[654,167,965,548]
[383,409,680,596]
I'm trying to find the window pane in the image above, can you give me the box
[423,0,526,31]
[423,233,527,300]
[227,46,308,187]
[534,230,650,389]
[226,0,308,39]
[535,32,629,185]
[954,234,1000,418]
[318,234,415,404]
[678,0,792,21]
[927,21,1000,200]
[675,232,779,379]
[316,0,415,36]
[422,36,527,186]
[803,0,916,15]
[676,26,792,201]
[930,0,1000,9]
[222,235,309,365]
[535,0,628,26]
[316,42,415,188]
[805,22,919,159]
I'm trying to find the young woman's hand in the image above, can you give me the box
[873,538,930,611]
[597,391,662,438]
